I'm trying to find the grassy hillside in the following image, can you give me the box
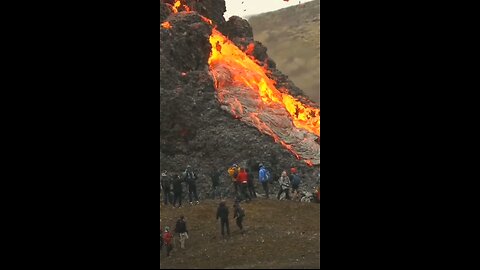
[160,199,320,269]
[248,0,320,105]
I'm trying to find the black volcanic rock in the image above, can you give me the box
[160,0,172,23]
[219,16,253,40]
[184,0,226,26]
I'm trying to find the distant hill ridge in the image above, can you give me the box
[249,0,320,105]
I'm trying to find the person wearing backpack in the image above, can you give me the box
[228,164,240,198]
[277,170,291,200]
[183,165,199,205]
[174,215,189,249]
[236,168,251,202]
[289,167,301,201]
[233,201,246,234]
[258,163,270,198]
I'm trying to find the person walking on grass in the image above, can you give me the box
[163,226,174,257]
[216,200,230,237]
[174,215,189,249]
[233,201,246,234]
[161,170,173,205]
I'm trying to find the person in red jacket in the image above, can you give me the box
[236,168,251,202]
[162,226,174,257]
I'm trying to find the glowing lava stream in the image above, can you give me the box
[208,29,320,137]
[208,29,320,165]
[163,0,320,165]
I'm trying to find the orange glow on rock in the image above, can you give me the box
[161,21,172,29]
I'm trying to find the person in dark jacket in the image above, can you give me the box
[233,201,246,234]
[183,165,199,205]
[174,215,189,249]
[246,168,256,198]
[289,168,301,201]
[172,174,183,208]
[216,200,230,237]
[210,169,221,199]
[161,170,173,205]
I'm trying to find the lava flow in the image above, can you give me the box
[163,0,320,165]
[208,30,319,137]
[208,28,320,165]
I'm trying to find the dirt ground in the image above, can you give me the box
[160,198,320,269]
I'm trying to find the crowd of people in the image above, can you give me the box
[160,163,320,258]
[161,165,199,207]
[160,215,189,257]
[160,199,247,258]
[160,163,320,206]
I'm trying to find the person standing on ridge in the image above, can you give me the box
[172,174,183,208]
[161,170,173,205]
[277,170,291,200]
[258,163,270,198]
[237,168,251,202]
[246,168,257,198]
[183,165,199,205]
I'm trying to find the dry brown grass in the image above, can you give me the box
[160,198,320,269]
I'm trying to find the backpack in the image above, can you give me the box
[233,167,240,179]
[228,167,236,177]
[291,174,301,186]
[228,167,240,180]
[264,169,271,182]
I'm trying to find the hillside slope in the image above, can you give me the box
[160,199,320,269]
[248,0,320,105]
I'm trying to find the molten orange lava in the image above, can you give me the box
[161,21,172,29]
[173,0,181,13]
[208,29,320,137]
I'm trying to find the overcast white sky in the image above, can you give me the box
[224,0,315,19]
